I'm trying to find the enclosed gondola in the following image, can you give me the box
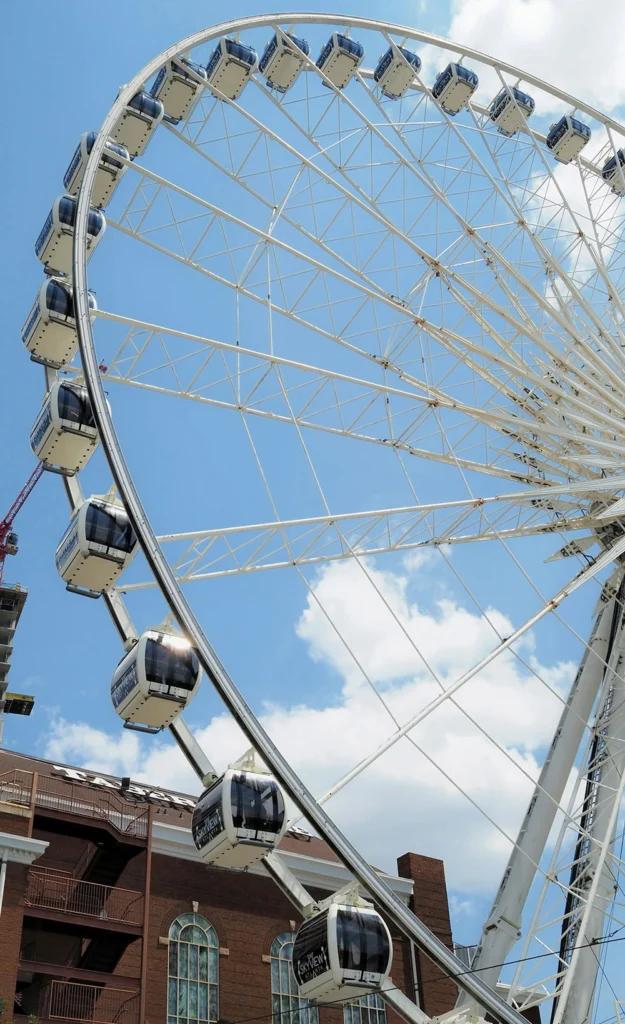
[205,38,258,100]
[374,44,421,100]
[192,768,287,868]
[292,903,393,1002]
[35,195,105,276]
[489,86,535,136]
[431,62,478,114]
[602,149,625,196]
[31,382,101,475]
[150,58,207,123]
[316,33,364,90]
[63,132,129,209]
[22,277,97,368]
[545,115,591,163]
[55,498,138,596]
[110,90,165,158]
[259,32,310,93]
[111,629,202,731]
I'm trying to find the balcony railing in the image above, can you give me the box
[35,776,149,839]
[0,768,34,808]
[26,868,144,926]
[43,980,139,1024]
[0,769,149,839]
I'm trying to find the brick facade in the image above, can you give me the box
[397,853,457,1016]
[0,810,30,1010]
[0,750,459,1024]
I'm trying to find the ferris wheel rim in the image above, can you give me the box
[61,15,625,1024]
[62,15,574,1024]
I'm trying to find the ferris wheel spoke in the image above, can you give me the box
[170,88,625,429]
[112,481,625,589]
[469,91,625,345]
[97,310,625,480]
[245,66,625,392]
[93,310,625,484]
[339,70,625,372]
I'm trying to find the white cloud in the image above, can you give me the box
[446,0,625,114]
[402,546,452,573]
[45,557,575,898]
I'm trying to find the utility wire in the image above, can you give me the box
[221,929,625,1024]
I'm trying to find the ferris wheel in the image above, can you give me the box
[23,12,625,1024]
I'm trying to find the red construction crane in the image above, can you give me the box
[0,463,44,584]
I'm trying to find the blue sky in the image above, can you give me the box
[3,0,625,984]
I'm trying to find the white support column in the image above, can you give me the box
[0,832,49,916]
[458,592,618,1003]
[556,607,625,1024]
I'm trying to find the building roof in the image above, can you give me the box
[0,749,414,900]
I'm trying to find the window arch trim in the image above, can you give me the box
[168,911,219,1024]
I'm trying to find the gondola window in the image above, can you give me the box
[85,505,136,552]
[168,913,219,1024]
[270,933,318,1024]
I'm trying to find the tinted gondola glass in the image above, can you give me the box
[85,505,136,552]
[224,39,257,64]
[336,909,390,975]
[56,196,105,237]
[144,636,199,691]
[230,772,285,833]
[57,384,96,427]
[46,280,73,317]
[456,65,478,85]
[128,91,163,118]
[602,150,625,195]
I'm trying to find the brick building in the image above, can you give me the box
[0,750,458,1024]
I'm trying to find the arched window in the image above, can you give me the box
[344,993,387,1024]
[270,932,319,1024]
[168,912,219,1024]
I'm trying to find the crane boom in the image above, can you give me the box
[0,462,44,583]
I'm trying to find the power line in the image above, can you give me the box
[221,929,625,1024]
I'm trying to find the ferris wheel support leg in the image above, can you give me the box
[457,590,619,1007]
[553,608,625,1024]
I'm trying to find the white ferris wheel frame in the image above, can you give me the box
[51,12,625,1024]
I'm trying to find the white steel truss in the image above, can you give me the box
[48,13,625,1024]
[107,484,625,588]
